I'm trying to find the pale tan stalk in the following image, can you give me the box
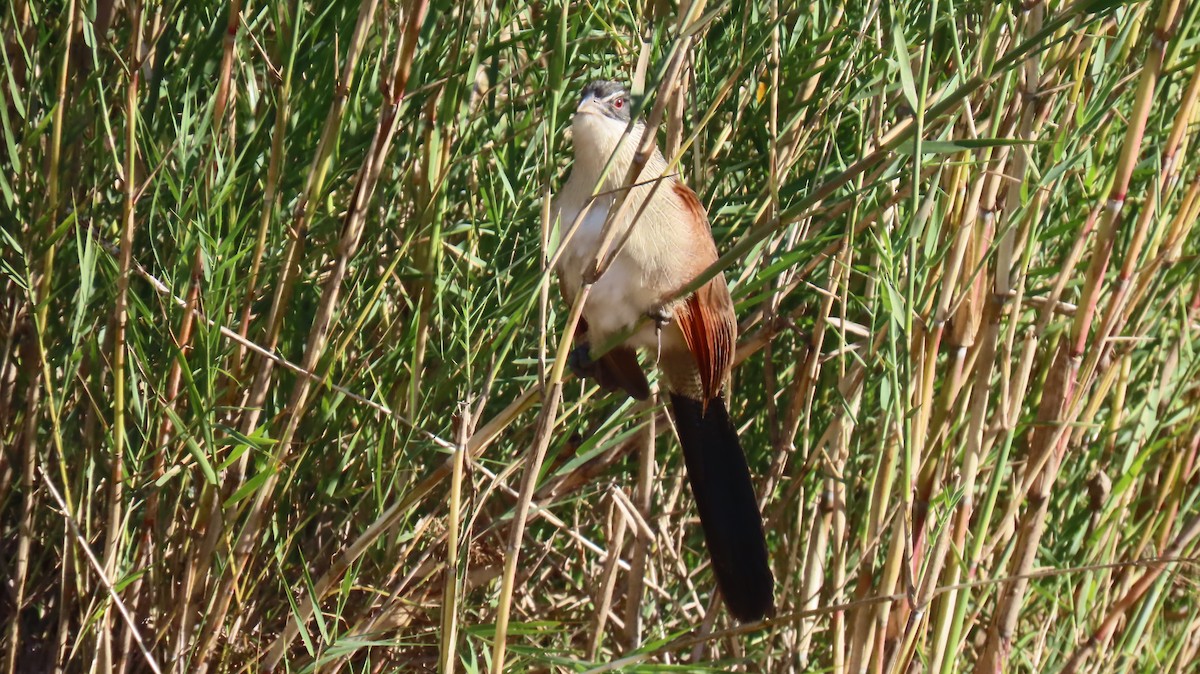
[791,246,850,665]
[846,143,901,672]
[795,478,831,666]
[975,3,1182,670]
[201,2,429,669]
[6,342,39,674]
[490,378,569,671]
[777,3,846,172]
[1061,514,1200,673]
[588,492,629,659]
[438,403,473,673]
[180,0,386,657]
[932,6,1060,665]
[1093,52,1200,361]
[97,7,144,670]
[664,0,699,161]
[846,421,900,673]
[233,0,382,438]
[233,0,290,375]
[136,8,240,658]
[623,397,657,647]
[7,3,76,663]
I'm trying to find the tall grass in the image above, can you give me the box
[3,0,1200,671]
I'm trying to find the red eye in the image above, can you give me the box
[613,97,625,109]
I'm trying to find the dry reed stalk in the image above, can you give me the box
[841,172,900,674]
[7,340,39,674]
[245,4,430,669]
[226,0,382,452]
[932,6,1066,667]
[177,0,392,655]
[97,7,145,670]
[438,402,473,673]
[623,396,657,647]
[489,379,568,671]
[975,3,1183,671]
[200,0,406,665]
[131,7,242,664]
[664,0,699,162]
[588,491,629,659]
[232,4,292,377]
[1,3,76,653]
[788,239,855,668]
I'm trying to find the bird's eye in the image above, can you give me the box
[613,97,625,109]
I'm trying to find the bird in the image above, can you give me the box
[549,79,774,623]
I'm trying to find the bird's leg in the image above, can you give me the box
[647,305,672,364]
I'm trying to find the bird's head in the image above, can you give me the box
[575,80,632,123]
[571,80,638,164]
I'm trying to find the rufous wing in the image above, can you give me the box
[669,182,736,405]
[675,278,736,405]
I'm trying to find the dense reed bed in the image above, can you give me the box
[3,0,1200,671]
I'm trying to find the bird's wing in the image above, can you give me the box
[597,346,652,400]
[676,277,736,404]
[670,183,736,405]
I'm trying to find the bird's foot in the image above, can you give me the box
[647,307,672,364]
[581,264,603,286]
[647,306,672,330]
[567,345,597,381]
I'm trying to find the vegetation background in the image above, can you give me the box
[4,0,1200,671]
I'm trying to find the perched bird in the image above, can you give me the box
[550,80,773,622]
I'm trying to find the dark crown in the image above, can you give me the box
[581,80,628,101]
[580,80,633,122]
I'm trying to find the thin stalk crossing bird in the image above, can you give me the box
[549,80,774,622]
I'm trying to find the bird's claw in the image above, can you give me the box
[567,345,597,380]
[647,307,672,365]
[647,306,672,329]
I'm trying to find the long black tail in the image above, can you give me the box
[669,393,774,622]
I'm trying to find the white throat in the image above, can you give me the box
[570,112,646,190]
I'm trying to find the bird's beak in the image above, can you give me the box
[575,95,605,117]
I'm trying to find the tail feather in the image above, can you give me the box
[669,393,774,622]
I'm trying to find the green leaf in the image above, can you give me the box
[892,15,919,110]
[164,407,218,486]
[897,137,1042,155]
[223,468,274,508]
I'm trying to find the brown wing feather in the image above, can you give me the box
[676,278,736,404]
[670,182,736,406]
[598,348,651,400]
